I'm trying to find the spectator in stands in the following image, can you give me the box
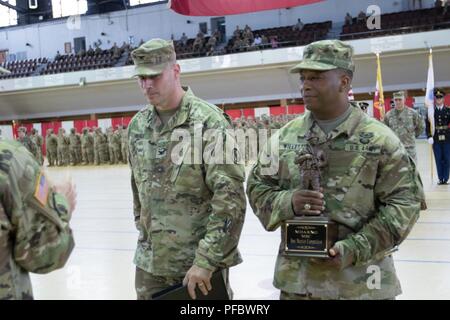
[55,50,61,60]
[205,35,217,51]
[94,45,102,55]
[139,39,145,46]
[444,0,449,15]
[253,34,262,48]
[232,37,244,52]
[77,48,86,57]
[270,36,279,49]
[197,30,205,39]
[292,18,304,31]
[261,34,269,47]
[112,43,121,59]
[243,26,254,44]
[180,32,188,46]
[357,10,366,23]
[212,30,222,43]
[120,41,130,53]
[87,45,95,56]
[345,12,353,25]
[233,25,242,38]
[192,35,204,52]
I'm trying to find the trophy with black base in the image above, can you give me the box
[283,143,338,258]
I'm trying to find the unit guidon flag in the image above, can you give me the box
[169,0,324,16]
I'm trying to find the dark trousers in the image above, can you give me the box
[433,142,450,182]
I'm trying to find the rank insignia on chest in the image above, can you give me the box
[156,146,167,158]
[359,132,374,144]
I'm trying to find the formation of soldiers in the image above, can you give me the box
[15,125,128,166]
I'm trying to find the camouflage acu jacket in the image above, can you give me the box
[128,87,246,277]
[0,140,74,300]
[383,107,424,149]
[247,104,424,299]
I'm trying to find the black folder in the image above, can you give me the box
[152,270,230,300]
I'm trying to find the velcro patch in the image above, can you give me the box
[33,171,49,207]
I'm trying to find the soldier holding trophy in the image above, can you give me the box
[247,40,425,300]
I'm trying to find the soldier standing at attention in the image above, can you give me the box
[426,88,450,185]
[383,91,424,162]
[128,39,246,300]
[46,128,58,167]
[0,139,76,299]
[68,128,81,166]
[247,40,425,300]
[30,128,44,165]
[81,127,94,165]
[121,125,128,164]
[106,127,116,164]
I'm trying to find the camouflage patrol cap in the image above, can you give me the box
[290,40,355,73]
[0,66,10,74]
[434,88,445,98]
[393,91,405,99]
[131,39,176,77]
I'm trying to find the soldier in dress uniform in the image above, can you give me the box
[426,88,450,185]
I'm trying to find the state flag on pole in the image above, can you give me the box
[425,49,435,136]
[373,53,385,121]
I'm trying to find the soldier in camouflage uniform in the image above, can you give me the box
[99,128,110,164]
[383,91,424,162]
[129,39,246,300]
[121,125,128,164]
[113,125,123,164]
[92,126,100,165]
[46,128,58,167]
[246,40,425,300]
[81,127,94,165]
[106,127,116,164]
[30,128,44,165]
[57,128,70,166]
[69,128,82,166]
[17,127,39,161]
[0,139,76,300]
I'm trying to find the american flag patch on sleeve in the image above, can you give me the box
[34,171,49,207]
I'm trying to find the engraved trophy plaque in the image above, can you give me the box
[283,141,338,258]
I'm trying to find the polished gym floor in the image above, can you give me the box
[30,140,450,300]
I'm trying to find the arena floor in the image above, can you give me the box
[30,139,450,300]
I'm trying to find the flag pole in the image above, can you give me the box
[429,50,434,185]
[426,48,435,185]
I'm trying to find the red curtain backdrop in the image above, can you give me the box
[111,117,123,128]
[405,97,414,108]
[445,95,450,106]
[288,105,305,114]
[170,0,324,16]
[270,106,286,115]
[123,117,132,127]
[74,120,99,132]
[243,108,255,118]
[225,109,241,119]
[112,117,133,128]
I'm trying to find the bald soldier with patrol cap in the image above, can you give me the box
[128,39,246,300]
[383,91,424,162]
[247,39,425,300]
